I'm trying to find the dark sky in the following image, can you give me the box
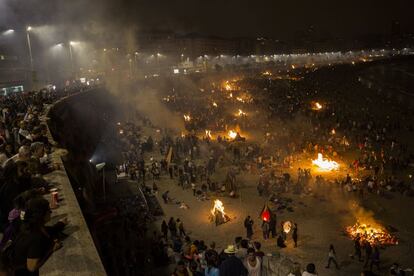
[1,0,414,39]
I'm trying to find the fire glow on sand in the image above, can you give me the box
[312,153,339,171]
[210,199,230,226]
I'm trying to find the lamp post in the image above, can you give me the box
[26,26,37,89]
[69,41,75,79]
[26,27,33,70]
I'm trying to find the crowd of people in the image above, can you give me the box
[0,86,88,275]
[112,61,414,275]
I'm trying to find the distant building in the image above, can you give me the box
[0,45,27,94]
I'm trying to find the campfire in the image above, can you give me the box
[346,221,398,246]
[312,153,339,171]
[183,114,191,122]
[283,221,292,233]
[311,101,323,110]
[205,130,212,139]
[236,109,247,117]
[210,199,230,226]
[228,130,238,139]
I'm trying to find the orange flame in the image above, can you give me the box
[346,221,398,245]
[211,199,226,218]
[228,130,237,139]
[312,153,339,171]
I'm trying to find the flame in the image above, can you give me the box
[205,130,212,138]
[211,199,226,219]
[236,109,247,117]
[236,97,245,103]
[262,71,272,76]
[346,221,398,245]
[229,93,233,98]
[331,129,336,135]
[312,153,339,171]
[228,130,237,139]
[212,102,218,107]
[283,221,292,233]
[312,102,323,110]
[183,114,191,122]
[223,81,235,91]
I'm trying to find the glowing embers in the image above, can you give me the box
[346,221,398,246]
[312,153,339,171]
[210,199,230,226]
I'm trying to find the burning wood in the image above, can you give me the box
[210,199,230,226]
[346,221,398,246]
[312,153,339,171]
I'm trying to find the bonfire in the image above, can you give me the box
[283,221,292,233]
[228,130,238,139]
[236,109,247,117]
[205,130,212,139]
[312,153,339,171]
[311,102,323,110]
[210,199,230,226]
[346,221,398,246]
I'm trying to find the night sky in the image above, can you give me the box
[1,0,414,39]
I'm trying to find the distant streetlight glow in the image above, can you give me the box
[2,29,15,35]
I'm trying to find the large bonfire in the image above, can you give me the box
[312,153,339,171]
[346,221,398,246]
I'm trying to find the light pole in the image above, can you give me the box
[26,26,37,89]
[26,26,33,71]
[69,41,75,79]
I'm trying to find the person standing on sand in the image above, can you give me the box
[244,216,254,240]
[292,223,298,247]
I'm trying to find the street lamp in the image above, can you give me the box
[1,29,14,36]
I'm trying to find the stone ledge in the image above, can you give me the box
[38,92,106,276]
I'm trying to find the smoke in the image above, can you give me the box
[104,75,185,132]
